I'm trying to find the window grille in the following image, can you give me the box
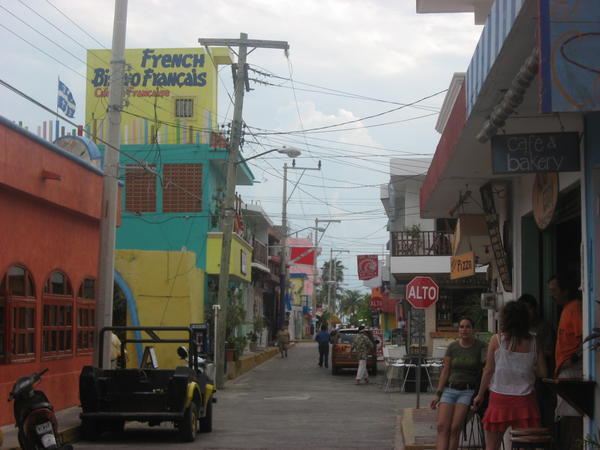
[77,278,95,353]
[175,98,194,118]
[162,164,203,212]
[42,272,73,358]
[125,165,156,213]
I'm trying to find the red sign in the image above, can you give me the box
[405,276,439,309]
[290,247,315,265]
[369,295,383,310]
[357,255,378,280]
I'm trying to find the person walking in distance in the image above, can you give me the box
[315,324,331,368]
[549,273,583,450]
[430,318,487,450]
[276,323,291,358]
[472,301,547,450]
[351,326,373,385]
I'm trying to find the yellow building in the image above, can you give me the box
[85,47,232,145]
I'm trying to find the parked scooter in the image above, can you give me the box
[8,368,73,450]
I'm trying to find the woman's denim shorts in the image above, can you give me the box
[440,387,475,406]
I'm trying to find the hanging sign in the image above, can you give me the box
[532,172,559,230]
[357,255,378,280]
[480,183,512,292]
[491,132,580,174]
[450,252,475,280]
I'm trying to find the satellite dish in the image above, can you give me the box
[54,135,103,170]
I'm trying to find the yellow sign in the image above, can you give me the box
[85,47,232,145]
[450,252,475,280]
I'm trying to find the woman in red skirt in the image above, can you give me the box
[472,301,547,450]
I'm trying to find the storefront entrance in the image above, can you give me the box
[521,185,581,328]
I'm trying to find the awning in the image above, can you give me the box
[452,215,492,265]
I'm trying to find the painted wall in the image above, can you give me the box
[85,47,232,145]
[0,120,102,425]
[205,233,252,283]
[115,250,204,369]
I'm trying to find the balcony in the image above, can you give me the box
[390,231,452,279]
[391,231,452,257]
[252,239,269,267]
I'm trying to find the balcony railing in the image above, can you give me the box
[391,231,452,257]
[252,239,268,266]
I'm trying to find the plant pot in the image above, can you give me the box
[249,342,257,352]
[226,348,235,362]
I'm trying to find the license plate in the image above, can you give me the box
[35,421,53,435]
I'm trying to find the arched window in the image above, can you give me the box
[42,271,73,358]
[76,277,96,354]
[0,265,36,363]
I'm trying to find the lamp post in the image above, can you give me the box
[215,145,298,389]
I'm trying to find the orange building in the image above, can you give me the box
[0,115,103,424]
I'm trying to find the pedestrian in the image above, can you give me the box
[430,317,487,450]
[518,293,556,428]
[276,323,290,358]
[549,273,583,450]
[314,324,331,368]
[351,325,373,385]
[110,331,126,369]
[472,301,547,450]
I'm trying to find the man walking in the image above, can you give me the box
[549,273,582,450]
[315,324,331,368]
[351,326,373,385]
[276,323,291,358]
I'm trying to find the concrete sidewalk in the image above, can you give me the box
[1,345,284,449]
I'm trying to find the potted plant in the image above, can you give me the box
[246,331,259,352]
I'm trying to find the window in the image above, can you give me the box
[42,271,73,358]
[125,165,156,213]
[0,265,36,362]
[162,164,203,212]
[175,98,194,118]
[77,278,96,354]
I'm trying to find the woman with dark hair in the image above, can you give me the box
[430,317,486,450]
[473,301,547,450]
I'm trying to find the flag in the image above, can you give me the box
[357,254,378,280]
[57,80,76,118]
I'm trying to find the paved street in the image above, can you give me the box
[75,342,427,449]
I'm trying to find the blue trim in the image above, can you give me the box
[0,115,104,175]
[114,270,143,367]
[539,0,552,113]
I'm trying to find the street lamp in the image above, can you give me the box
[237,146,301,164]
[215,145,300,389]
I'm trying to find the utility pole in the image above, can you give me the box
[327,249,349,313]
[312,219,340,319]
[199,34,289,389]
[95,0,127,368]
[281,162,320,334]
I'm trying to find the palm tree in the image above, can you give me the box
[317,258,345,312]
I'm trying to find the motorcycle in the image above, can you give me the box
[8,368,73,450]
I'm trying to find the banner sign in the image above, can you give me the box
[369,295,383,310]
[357,255,378,280]
[539,1,600,112]
[480,183,512,292]
[491,132,580,174]
[289,247,315,266]
[450,252,475,280]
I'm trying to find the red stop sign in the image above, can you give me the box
[406,276,439,309]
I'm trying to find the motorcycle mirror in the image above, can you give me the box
[177,346,188,360]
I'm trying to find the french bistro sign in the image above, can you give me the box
[491,132,580,174]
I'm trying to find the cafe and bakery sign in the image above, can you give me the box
[491,132,580,174]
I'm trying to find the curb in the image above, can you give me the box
[401,408,436,450]
[4,426,80,450]
[225,345,291,381]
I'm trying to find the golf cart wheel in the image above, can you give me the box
[199,399,213,433]
[179,401,199,442]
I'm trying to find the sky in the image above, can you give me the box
[0,0,483,291]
